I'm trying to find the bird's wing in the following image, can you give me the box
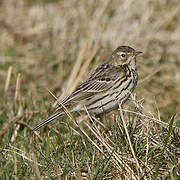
[56,63,124,110]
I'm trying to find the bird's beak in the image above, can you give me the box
[134,51,143,56]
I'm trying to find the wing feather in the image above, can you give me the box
[56,63,124,110]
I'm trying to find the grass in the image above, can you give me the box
[0,0,180,179]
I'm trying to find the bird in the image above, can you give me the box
[33,46,142,131]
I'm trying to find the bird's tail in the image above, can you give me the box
[33,112,64,131]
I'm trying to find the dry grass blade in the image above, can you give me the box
[65,41,88,95]
[122,109,180,130]
[83,107,138,179]
[4,66,13,92]
[138,67,162,84]
[0,115,23,137]
[71,40,101,94]
[64,0,111,97]
[1,147,44,167]
[18,121,43,142]
[32,153,42,180]
[84,120,138,179]
[158,6,180,29]
[47,88,73,120]
[118,105,141,177]
[14,73,21,101]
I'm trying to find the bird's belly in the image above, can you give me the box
[86,75,137,114]
[86,93,118,114]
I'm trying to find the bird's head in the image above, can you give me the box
[110,46,142,66]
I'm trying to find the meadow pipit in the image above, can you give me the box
[33,46,142,130]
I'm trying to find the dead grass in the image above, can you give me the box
[0,0,180,179]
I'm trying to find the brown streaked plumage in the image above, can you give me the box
[33,46,142,131]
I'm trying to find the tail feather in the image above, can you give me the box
[33,112,64,131]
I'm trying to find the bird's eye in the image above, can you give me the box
[120,53,126,58]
